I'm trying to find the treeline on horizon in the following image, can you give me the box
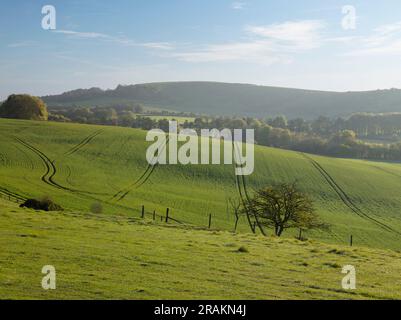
[48,105,401,161]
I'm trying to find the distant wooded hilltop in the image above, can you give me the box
[42,81,401,119]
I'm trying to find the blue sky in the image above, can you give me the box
[2,0,401,99]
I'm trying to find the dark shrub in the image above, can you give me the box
[90,202,103,214]
[19,198,63,211]
[237,246,249,253]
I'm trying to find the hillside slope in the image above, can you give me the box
[1,199,401,300]
[1,119,401,250]
[42,82,401,118]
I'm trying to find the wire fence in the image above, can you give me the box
[1,193,356,247]
[139,205,216,230]
[0,191,25,204]
[140,205,356,247]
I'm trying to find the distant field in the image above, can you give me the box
[1,118,401,251]
[1,199,401,300]
[138,114,195,124]
[360,136,401,144]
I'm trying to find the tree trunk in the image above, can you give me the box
[276,225,284,237]
[234,217,239,233]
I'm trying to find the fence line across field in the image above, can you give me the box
[0,195,357,247]
[0,192,25,204]
[140,204,215,228]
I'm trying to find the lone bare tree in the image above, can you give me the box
[243,183,327,237]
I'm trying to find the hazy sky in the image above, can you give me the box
[2,0,401,99]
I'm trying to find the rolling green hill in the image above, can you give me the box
[1,119,401,251]
[2,118,401,299]
[42,82,401,118]
[1,198,401,300]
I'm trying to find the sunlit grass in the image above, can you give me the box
[1,199,400,300]
[1,118,401,251]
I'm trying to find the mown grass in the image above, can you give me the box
[1,199,401,300]
[1,118,401,251]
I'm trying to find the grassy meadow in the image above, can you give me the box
[1,118,401,299]
[1,199,401,300]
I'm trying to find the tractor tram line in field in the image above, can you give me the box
[111,136,170,202]
[114,159,159,201]
[55,130,109,195]
[233,144,254,232]
[3,132,162,216]
[14,136,61,190]
[234,171,253,230]
[65,165,75,187]
[13,136,108,197]
[110,159,154,201]
[233,142,266,235]
[301,153,401,237]
[13,144,35,170]
[373,165,401,179]
[64,130,103,156]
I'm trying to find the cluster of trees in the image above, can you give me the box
[182,116,401,161]
[263,113,401,140]
[6,95,401,162]
[48,106,401,144]
[0,94,48,121]
[48,104,144,125]
[341,113,401,138]
[47,105,195,127]
[45,107,401,161]
[231,183,327,237]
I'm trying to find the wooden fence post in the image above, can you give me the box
[350,235,353,247]
[208,214,212,229]
[141,205,145,218]
[165,208,169,223]
[153,210,156,220]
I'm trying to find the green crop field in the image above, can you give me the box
[138,114,195,124]
[1,118,401,299]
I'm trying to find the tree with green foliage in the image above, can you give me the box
[0,94,48,121]
[329,130,357,146]
[311,116,332,136]
[269,115,288,129]
[133,104,144,114]
[244,183,327,236]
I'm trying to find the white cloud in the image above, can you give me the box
[172,41,292,65]
[170,20,324,64]
[54,54,122,71]
[372,22,401,38]
[52,29,174,50]
[325,36,358,44]
[344,21,401,56]
[245,20,325,50]
[7,40,38,48]
[53,30,109,39]
[231,2,246,10]
[141,42,174,50]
